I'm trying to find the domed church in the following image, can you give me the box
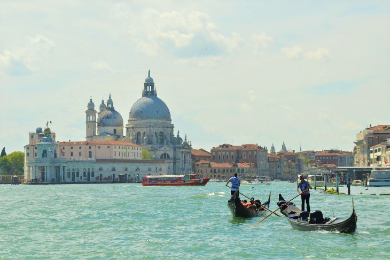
[85,71,192,175]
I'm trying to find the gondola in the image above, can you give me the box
[277,194,357,233]
[227,191,271,218]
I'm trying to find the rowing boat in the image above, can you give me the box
[227,191,271,218]
[277,194,357,233]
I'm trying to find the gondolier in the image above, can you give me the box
[296,175,311,212]
[226,173,240,197]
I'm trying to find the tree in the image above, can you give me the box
[7,151,24,175]
[142,149,151,160]
[0,151,24,175]
[0,147,6,157]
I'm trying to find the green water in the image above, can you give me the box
[0,182,389,259]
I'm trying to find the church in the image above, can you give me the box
[24,71,192,183]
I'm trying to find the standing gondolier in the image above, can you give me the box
[226,173,241,199]
[296,175,311,212]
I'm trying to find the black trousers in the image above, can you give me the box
[301,194,310,212]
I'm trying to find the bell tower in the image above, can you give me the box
[86,98,97,141]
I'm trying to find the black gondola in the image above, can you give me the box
[277,194,357,233]
[227,191,271,218]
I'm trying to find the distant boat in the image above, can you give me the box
[142,174,210,186]
[252,178,271,185]
[367,168,390,187]
[352,180,363,186]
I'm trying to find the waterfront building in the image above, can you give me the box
[369,138,390,167]
[210,143,268,176]
[354,125,390,167]
[315,150,354,167]
[24,71,192,183]
[191,148,211,170]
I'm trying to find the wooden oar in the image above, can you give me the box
[227,186,281,217]
[253,188,309,227]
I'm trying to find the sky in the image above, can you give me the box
[0,1,389,154]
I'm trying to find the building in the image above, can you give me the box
[210,143,268,176]
[24,71,192,183]
[354,125,390,167]
[315,150,354,167]
[191,148,211,171]
[369,138,390,167]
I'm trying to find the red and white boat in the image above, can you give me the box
[142,174,210,186]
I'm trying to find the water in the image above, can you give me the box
[0,182,389,259]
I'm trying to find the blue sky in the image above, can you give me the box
[0,1,389,154]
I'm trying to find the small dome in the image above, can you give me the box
[44,127,51,136]
[97,110,123,127]
[99,100,106,110]
[87,99,95,109]
[107,94,113,105]
[129,96,171,120]
[36,127,43,134]
[145,76,154,83]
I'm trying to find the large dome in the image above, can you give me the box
[129,96,171,120]
[97,110,123,126]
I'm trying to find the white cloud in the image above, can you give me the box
[281,45,302,58]
[251,32,273,54]
[0,35,55,76]
[305,48,330,59]
[115,6,239,61]
[91,61,114,73]
[241,103,252,112]
[249,90,256,101]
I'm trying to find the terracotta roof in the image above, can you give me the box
[316,152,351,156]
[59,140,139,147]
[367,125,390,132]
[236,162,255,168]
[191,149,211,156]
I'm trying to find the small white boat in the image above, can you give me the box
[252,178,271,185]
[352,180,362,186]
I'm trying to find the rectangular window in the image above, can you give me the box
[62,152,64,156]
[35,153,37,157]
[107,146,110,148]
[62,147,65,150]
[89,146,91,149]
[27,147,30,150]
[79,152,81,156]
[71,147,73,149]
[27,153,29,157]
[79,146,81,149]
[71,152,73,156]
[98,146,100,149]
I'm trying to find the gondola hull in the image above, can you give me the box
[278,194,357,233]
[227,193,270,218]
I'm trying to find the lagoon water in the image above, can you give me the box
[1,182,389,259]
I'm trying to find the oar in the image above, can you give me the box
[227,186,281,217]
[254,187,309,227]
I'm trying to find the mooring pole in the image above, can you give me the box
[314,174,317,190]
[347,171,350,195]
[336,174,339,193]
[324,174,327,191]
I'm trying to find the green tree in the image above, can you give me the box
[7,151,24,175]
[1,147,6,157]
[142,149,151,160]
[0,156,10,174]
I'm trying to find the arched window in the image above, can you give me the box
[99,167,103,171]
[112,167,116,171]
[159,132,164,144]
[160,153,170,159]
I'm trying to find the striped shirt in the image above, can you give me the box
[229,177,241,191]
